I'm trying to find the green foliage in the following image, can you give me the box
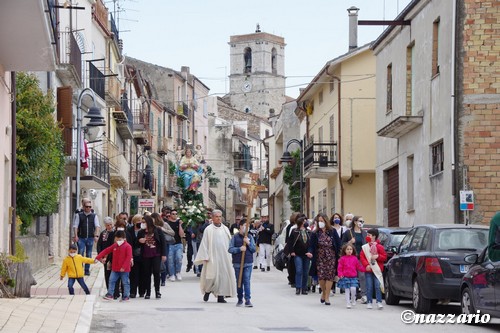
[283,149,301,212]
[16,72,65,235]
[0,253,16,290]
[9,240,27,263]
[168,160,176,175]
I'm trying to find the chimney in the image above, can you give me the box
[347,6,360,51]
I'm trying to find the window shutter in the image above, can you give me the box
[57,86,73,155]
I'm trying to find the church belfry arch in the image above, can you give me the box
[244,47,252,73]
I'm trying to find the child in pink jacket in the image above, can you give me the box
[337,243,365,308]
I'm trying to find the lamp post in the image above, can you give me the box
[74,88,105,240]
[280,139,303,213]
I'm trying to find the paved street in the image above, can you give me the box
[91,262,500,333]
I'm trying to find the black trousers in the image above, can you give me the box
[130,257,144,296]
[287,257,296,285]
[141,256,161,295]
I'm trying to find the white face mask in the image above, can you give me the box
[318,222,326,229]
[345,220,352,227]
[241,226,247,234]
[117,240,124,246]
[140,223,146,229]
[117,227,125,231]
[69,252,77,257]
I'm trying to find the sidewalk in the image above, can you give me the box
[0,260,104,333]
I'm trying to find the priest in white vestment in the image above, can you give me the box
[194,209,236,303]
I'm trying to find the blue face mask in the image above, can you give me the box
[334,218,341,224]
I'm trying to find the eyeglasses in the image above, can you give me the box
[358,220,364,223]
[85,206,92,208]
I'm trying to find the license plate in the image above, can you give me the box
[460,265,470,273]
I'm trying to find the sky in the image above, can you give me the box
[116,0,412,98]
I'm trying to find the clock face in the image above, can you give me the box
[242,81,252,93]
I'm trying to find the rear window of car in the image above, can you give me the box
[434,228,488,251]
[388,233,407,247]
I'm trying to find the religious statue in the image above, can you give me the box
[194,144,205,164]
[177,147,204,191]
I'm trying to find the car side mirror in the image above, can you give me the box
[464,253,479,264]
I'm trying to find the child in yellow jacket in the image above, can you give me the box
[60,244,96,295]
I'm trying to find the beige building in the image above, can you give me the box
[295,45,377,222]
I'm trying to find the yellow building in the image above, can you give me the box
[295,44,377,223]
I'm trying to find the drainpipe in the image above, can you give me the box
[451,0,458,220]
[11,71,16,256]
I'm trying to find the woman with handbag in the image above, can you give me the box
[152,212,175,285]
[138,215,166,299]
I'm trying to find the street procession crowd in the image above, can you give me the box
[62,196,386,309]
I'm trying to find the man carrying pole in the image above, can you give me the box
[228,218,256,307]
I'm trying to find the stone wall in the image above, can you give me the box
[17,235,50,273]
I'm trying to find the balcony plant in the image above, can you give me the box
[283,149,301,212]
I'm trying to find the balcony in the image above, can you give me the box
[112,94,133,140]
[234,192,248,208]
[92,0,110,35]
[303,142,338,179]
[208,190,225,212]
[0,0,57,71]
[233,152,252,177]
[56,31,82,87]
[105,74,121,108]
[176,102,190,120]
[166,176,181,196]
[157,137,168,156]
[105,140,128,188]
[132,107,149,145]
[129,169,155,197]
[377,115,423,139]
[109,13,121,55]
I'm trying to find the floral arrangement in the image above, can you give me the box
[177,200,208,227]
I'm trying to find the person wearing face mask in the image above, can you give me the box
[126,214,145,298]
[308,213,341,305]
[228,219,256,307]
[60,244,96,295]
[96,230,133,301]
[330,213,346,294]
[341,215,368,304]
[97,217,120,298]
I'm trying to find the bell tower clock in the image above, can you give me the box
[228,25,286,119]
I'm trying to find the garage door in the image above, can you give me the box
[387,165,399,227]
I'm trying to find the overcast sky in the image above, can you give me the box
[117,0,412,98]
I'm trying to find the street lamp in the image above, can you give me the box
[280,139,303,213]
[75,88,105,227]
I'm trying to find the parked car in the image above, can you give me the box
[460,247,500,318]
[376,227,411,262]
[385,224,489,313]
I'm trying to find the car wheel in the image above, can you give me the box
[461,287,476,315]
[413,279,431,313]
[384,276,400,305]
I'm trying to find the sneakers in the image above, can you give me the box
[351,299,357,306]
[120,297,130,302]
[377,302,383,310]
[169,275,176,282]
[347,303,352,309]
[176,274,182,281]
[366,303,373,309]
[361,296,368,304]
[236,300,244,307]
[102,294,114,301]
[245,300,253,307]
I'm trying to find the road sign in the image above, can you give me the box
[460,190,474,211]
[138,198,155,208]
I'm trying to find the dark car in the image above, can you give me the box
[377,227,411,262]
[460,247,500,318]
[385,224,489,313]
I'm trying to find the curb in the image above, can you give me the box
[75,265,104,333]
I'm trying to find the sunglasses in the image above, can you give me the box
[358,220,364,223]
[85,206,92,208]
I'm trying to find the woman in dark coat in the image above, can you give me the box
[138,215,166,299]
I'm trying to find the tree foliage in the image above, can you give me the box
[283,149,302,212]
[16,73,65,234]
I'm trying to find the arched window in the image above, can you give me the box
[244,47,252,73]
[271,48,277,74]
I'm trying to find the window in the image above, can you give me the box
[168,115,173,138]
[318,90,323,105]
[244,47,252,73]
[330,187,336,215]
[407,155,414,211]
[386,63,393,113]
[318,189,327,214]
[430,140,444,175]
[399,229,416,254]
[271,48,277,74]
[310,196,315,218]
[406,42,415,115]
[409,227,427,252]
[329,115,334,141]
[432,18,440,77]
[329,80,335,93]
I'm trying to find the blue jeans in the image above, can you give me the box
[108,271,130,299]
[294,255,311,290]
[365,272,382,303]
[77,237,94,274]
[168,243,183,276]
[233,264,253,301]
[68,277,90,295]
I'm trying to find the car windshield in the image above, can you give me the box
[388,233,407,247]
[434,228,488,251]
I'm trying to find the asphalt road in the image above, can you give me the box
[90,263,500,333]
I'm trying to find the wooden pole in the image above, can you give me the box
[237,206,252,288]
